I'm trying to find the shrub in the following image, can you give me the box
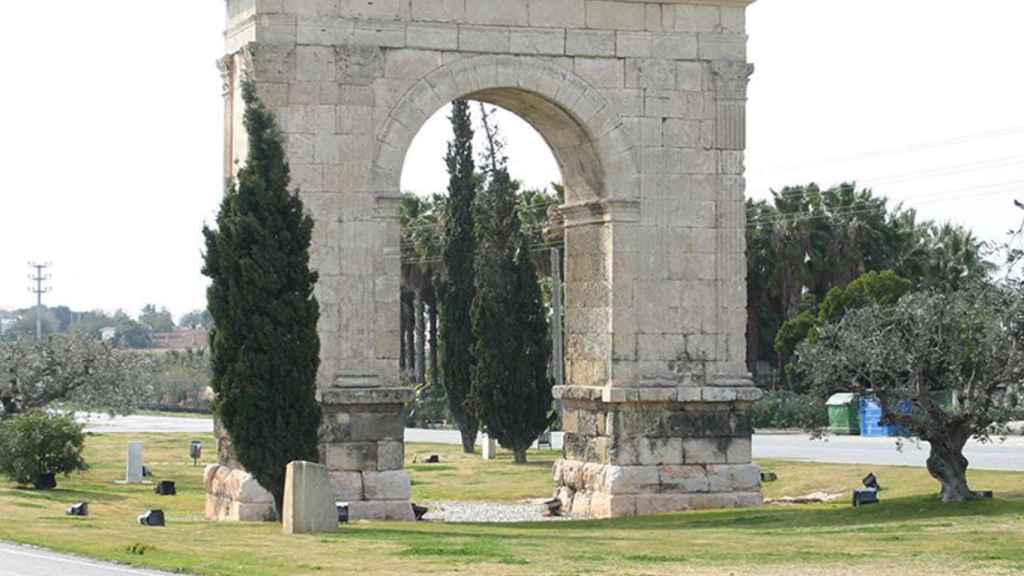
[751,390,828,430]
[0,410,87,488]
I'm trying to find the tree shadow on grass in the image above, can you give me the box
[504,494,1024,533]
[2,486,128,504]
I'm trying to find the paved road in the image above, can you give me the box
[754,433,1024,472]
[80,414,1024,471]
[0,543,177,576]
[80,413,213,435]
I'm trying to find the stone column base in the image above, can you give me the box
[553,460,762,518]
[553,384,764,518]
[320,387,416,522]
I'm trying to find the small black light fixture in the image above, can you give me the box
[66,502,89,517]
[852,488,879,508]
[412,503,429,521]
[138,509,166,526]
[154,480,177,496]
[190,440,202,467]
[862,472,881,491]
[543,499,562,517]
[336,502,349,524]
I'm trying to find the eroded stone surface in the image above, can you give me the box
[283,461,338,534]
[204,464,277,522]
[218,0,758,520]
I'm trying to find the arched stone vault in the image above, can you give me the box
[371,54,640,204]
[215,0,761,521]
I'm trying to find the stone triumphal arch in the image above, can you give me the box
[211,0,760,520]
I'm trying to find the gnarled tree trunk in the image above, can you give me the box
[513,448,527,464]
[414,289,426,385]
[926,433,979,502]
[460,429,476,454]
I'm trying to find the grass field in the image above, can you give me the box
[1,433,1023,576]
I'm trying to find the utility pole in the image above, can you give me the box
[28,262,51,340]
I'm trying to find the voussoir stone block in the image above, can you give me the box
[283,461,338,535]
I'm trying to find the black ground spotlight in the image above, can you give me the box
[138,509,166,526]
[154,480,177,496]
[852,489,879,508]
[190,440,202,466]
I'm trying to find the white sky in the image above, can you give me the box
[1,1,1022,320]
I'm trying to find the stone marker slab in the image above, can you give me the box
[482,434,497,460]
[125,441,143,483]
[283,461,338,534]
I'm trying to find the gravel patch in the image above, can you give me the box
[420,500,572,523]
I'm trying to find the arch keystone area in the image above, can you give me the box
[216,0,760,521]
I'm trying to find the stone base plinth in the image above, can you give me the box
[320,387,415,522]
[552,384,763,518]
[553,460,762,518]
[204,464,277,522]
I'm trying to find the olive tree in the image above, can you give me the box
[796,287,1024,502]
[0,335,150,421]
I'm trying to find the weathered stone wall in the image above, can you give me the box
[219,0,759,519]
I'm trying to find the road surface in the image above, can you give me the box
[0,543,177,576]
[79,414,1024,471]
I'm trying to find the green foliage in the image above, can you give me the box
[750,390,828,430]
[0,335,150,419]
[797,286,1024,500]
[179,309,214,330]
[6,308,58,340]
[142,350,212,412]
[202,79,321,511]
[773,310,818,361]
[774,271,913,389]
[0,410,87,487]
[818,270,912,324]
[745,183,993,386]
[439,99,480,452]
[471,112,554,464]
[138,305,175,333]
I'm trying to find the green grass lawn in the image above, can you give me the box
[1,433,1023,576]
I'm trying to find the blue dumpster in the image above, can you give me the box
[858,396,910,437]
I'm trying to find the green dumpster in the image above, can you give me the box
[827,393,860,435]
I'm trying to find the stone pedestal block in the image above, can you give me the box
[283,461,338,534]
[553,384,763,518]
[318,387,415,521]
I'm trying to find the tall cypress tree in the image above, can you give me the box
[202,79,321,514]
[472,107,555,464]
[440,99,480,453]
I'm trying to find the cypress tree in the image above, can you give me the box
[472,107,555,464]
[439,99,480,453]
[202,80,321,514]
